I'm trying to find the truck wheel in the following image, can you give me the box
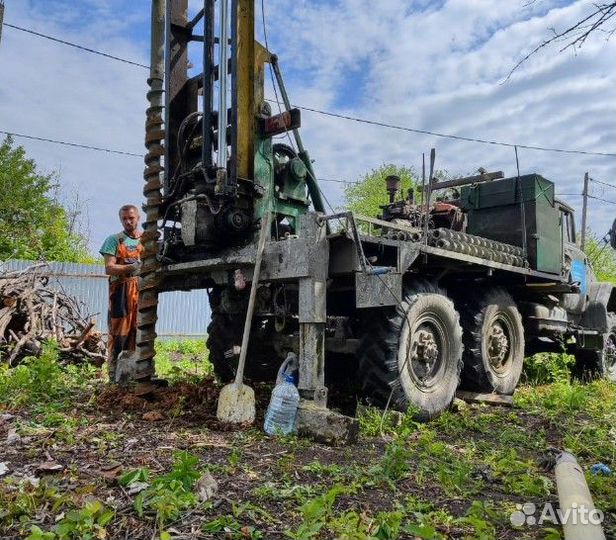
[357,281,463,420]
[206,313,241,382]
[206,313,280,383]
[576,314,616,382]
[461,289,524,394]
[605,315,616,382]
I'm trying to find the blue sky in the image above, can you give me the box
[1,0,614,253]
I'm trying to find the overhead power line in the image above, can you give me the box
[287,102,616,158]
[5,128,616,205]
[0,130,143,157]
[590,177,616,190]
[587,194,616,206]
[3,23,149,69]
[318,177,357,185]
[5,22,616,159]
[5,128,616,206]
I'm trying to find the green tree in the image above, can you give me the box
[585,235,616,284]
[0,136,92,262]
[343,164,418,218]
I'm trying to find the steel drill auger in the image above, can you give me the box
[135,100,163,381]
[133,0,165,383]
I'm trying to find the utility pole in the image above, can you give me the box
[0,1,5,44]
[581,172,589,251]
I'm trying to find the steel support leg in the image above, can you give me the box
[294,213,359,444]
[298,295,327,407]
[297,213,328,407]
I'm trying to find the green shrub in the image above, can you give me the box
[0,342,85,408]
[523,352,574,385]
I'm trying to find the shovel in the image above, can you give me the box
[216,211,272,424]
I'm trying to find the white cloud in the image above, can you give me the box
[263,0,615,234]
[0,0,614,257]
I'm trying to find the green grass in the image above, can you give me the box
[1,345,614,540]
[154,339,212,381]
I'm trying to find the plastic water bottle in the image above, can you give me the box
[275,352,299,386]
[264,373,300,435]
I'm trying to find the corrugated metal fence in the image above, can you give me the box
[0,260,210,339]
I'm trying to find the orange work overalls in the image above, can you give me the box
[107,232,143,381]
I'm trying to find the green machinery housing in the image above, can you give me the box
[460,174,562,274]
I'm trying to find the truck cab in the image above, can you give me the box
[558,201,590,315]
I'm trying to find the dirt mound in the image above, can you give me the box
[94,378,276,431]
[96,377,220,415]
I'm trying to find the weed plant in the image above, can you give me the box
[122,452,204,530]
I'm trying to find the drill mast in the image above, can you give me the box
[136,0,322,382]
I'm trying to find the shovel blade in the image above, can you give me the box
[216,383,256,424]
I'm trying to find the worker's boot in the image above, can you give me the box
[107,356,118,385]
[115,350,168,394]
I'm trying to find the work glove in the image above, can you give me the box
[130,261,142,276]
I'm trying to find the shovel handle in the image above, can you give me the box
[234,211,271,385]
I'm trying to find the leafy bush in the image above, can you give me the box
[0,477,66,533]
[541,382,589,412]
[0,342,97,408]
[201,515,263,539]
[585,236,616,284]
[343,164,418,223]
[0,135,92,263]
[375,434,413,484]
[523,352,574,385]
[327,509,404,540]
[357,404,421,438]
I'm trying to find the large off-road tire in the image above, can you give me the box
[575,313,616,382]
[206,312,280,383]
[460,288,524,394]
[206,313,241,382]
[357,281,463,421]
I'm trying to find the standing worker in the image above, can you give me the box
[99,204,143,383]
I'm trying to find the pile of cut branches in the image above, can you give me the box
[0,263,106,366]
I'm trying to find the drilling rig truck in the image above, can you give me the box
[131,0,616,440]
